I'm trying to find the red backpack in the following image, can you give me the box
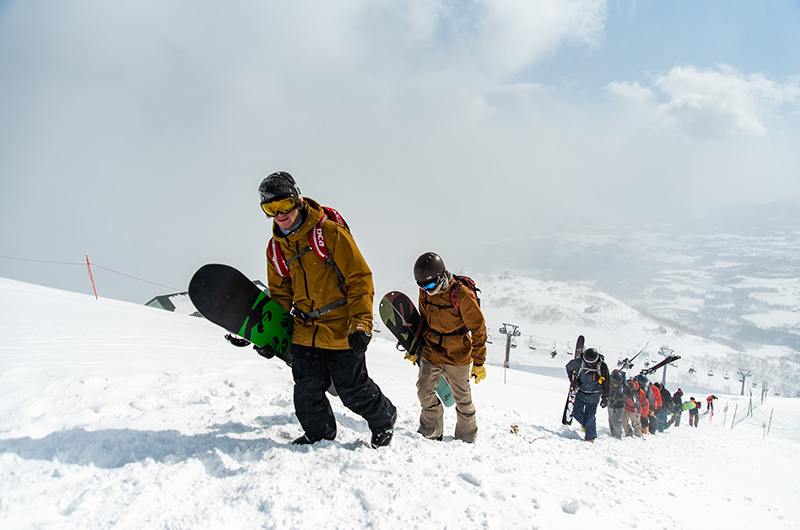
[450,275,481,316]
[267,206,349,321]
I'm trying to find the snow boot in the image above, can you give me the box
[370,428,393,448]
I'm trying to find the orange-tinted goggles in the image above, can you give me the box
[261,196,297,217]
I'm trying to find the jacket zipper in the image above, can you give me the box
[294,239,319,348]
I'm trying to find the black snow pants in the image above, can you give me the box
[291,344,396,442]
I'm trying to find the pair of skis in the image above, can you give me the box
[618,342,680,377]
[617,342,649,371]
[640,354,681,376]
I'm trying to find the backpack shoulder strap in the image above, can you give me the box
[307,207,349,293]
[267,238,291,278]
[308,206,349,264]
[450,275,481,316]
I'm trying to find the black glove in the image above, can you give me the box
[254,344,293,367]
[253,344,276,360]
[348,331,371,355]
[600,396,608,409]
[225,334,251,347]
[275,347,293,367]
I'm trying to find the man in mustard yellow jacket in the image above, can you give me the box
[412,252,487,443]
[259,172,396,448]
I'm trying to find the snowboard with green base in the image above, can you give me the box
[188,264,293,354]
[379,291,455,407]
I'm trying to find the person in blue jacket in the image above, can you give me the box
[565,347,610,442]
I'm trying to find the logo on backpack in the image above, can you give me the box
[267,206,350,322]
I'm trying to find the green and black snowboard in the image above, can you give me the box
[189,264,293,354]
[379,291,455,407]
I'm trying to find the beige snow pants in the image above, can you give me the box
[622,409,642,437]
[416,358,477,443]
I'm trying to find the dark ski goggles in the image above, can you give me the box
[261,196,297,217]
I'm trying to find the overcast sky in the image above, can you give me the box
[1,0,799,304]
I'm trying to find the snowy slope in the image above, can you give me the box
[477,272,736,357]
[1,277,799,530]
[466,273,800,395]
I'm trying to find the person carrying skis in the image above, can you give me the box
[635,374,652,434]
[607,369,626,439]
[565,347,610,443]
[258,171,397,448]
[652,382,668,432]
[648,378,662,435]
[656,382,673,431]
[622,379,643,437]
[410,252,487,443]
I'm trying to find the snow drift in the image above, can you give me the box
[1,277,799,530]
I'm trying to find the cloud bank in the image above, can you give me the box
[1,1,799,304]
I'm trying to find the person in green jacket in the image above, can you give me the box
[685,396,699,427]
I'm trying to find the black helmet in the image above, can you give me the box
[636,374,648,387]
[610,369,623,384]
[414,252,446,287]
[259,171,301,205]
[582,348,600,364]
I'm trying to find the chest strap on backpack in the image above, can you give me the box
[290,298,349,324]
[427,326,469,347]
[428,326,469,337]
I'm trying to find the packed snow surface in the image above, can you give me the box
[1,277,799,529]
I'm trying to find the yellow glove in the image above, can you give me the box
[471,364,486,383]
[404,351,418,364]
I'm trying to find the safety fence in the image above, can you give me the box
[722,392,800,442]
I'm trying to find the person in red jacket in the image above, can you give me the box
[638,381,650,435]
[706,395,718,413]
[649,381,662,435]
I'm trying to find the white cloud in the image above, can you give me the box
[656,65,800,137]
[605,81,655,106]
[357,0,607,78]
[609,65,800,138]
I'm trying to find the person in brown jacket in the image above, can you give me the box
[411,252,487,443]
[259,172,396,448]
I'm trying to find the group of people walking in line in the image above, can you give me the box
[246,170,719,449]
[566,348,717,442]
